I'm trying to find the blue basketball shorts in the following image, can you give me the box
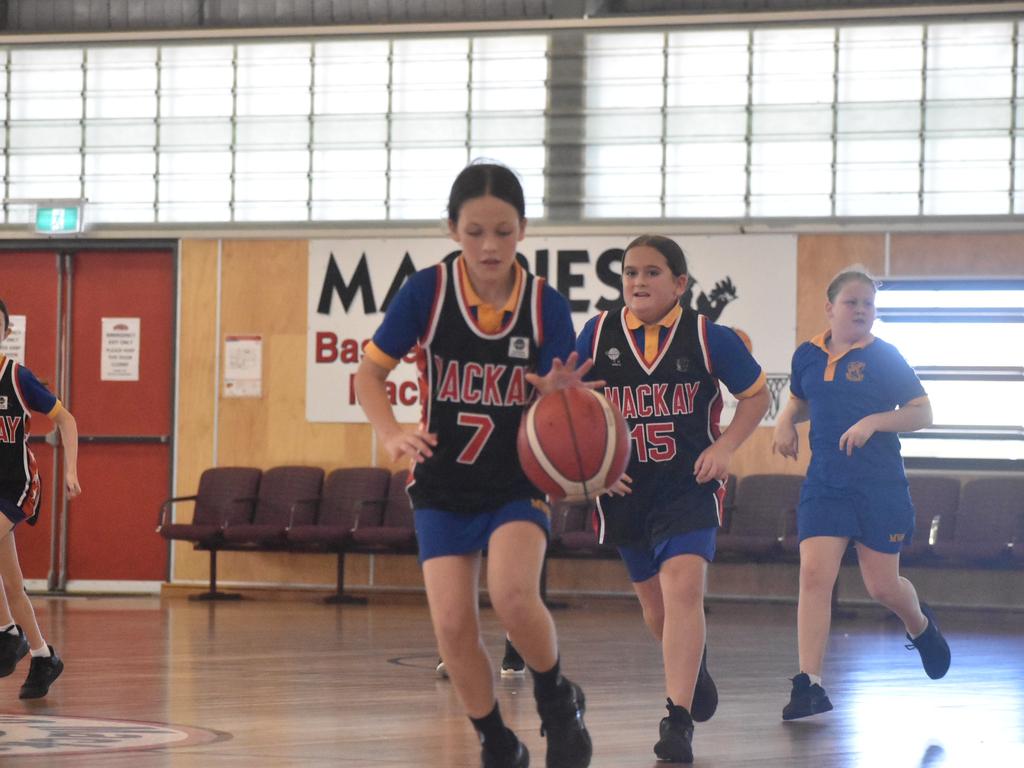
[0,497,29,527]
[797,479,914,554]
[617,526,717,583]
[414,498,551,562]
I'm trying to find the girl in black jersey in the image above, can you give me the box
[0,299,81,698]
[577,236,769,763]
[355,163,596,768]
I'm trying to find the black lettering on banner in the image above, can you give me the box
[380,252,419,313]
[595,248,625,312]
[317,253,376,315]
[557,250,590,313]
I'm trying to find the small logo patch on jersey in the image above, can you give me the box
[889,532,905,543]
[846,361,865,382]
[508,336,530,360]
[675,358,690,373]
[606,347,622,367]
[0,396,6,410]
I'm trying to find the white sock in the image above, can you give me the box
[30,645,51,658]
[0,623,16,635]
[910,617,929,640]
[807,673,822,687]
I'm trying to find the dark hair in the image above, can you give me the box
[447,162,526,222]
[623,234,688,277]
[0,298,8,332]
[826,267,878,303]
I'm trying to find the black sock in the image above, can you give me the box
[530,657,562,701]
[470,702,514,752]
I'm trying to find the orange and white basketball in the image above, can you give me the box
[517,387,630,502]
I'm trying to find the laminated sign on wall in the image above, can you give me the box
[101,317,140,381]
[0,315,26,364]
[224,335,262,398]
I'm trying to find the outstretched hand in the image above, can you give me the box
[525,351,605,396]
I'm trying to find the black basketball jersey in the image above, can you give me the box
[591,307,725,547]
[0,358,42,520]
[408,259,543,514]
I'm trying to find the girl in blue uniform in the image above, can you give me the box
[355,162,593,768]
[772,267,950,721]
[576,235,769,763]
[0,299,80,698]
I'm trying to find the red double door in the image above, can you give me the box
[0,248,174,586]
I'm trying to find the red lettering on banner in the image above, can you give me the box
[339,338,361,364]
[398,380,420,406]
[316,332,338,363]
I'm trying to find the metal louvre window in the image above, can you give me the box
[874,279,1024,463]
[0,34,548,225]
[584,19,1024,219]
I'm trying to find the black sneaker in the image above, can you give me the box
[654,698,694,763]
[0,625,29,678]
[482,730,530,768]
[501,638,526,676]
[782,673,833,720]
[19,646,64,700]
[691,646,718,723]
[537,677,592,768]
[436,657,449,679]
[905,603,951,680]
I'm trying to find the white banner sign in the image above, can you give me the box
[0,315,26,364]
[307,235,797,424]
[101,317,140,381]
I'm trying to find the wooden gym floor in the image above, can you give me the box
[0,593,1021,766]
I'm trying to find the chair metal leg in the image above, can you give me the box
[191,548,242,601]
[325,550,366,605]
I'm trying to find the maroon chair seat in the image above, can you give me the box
[155,466,262,599]
[931,477,1024,567]
[551,501,617,557]
[717,473,803,561]
[222,465,324,546]
[348,470,417,553]
[286,467,391,548]
[901,474,962,564]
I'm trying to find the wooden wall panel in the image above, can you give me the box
[170,230,1019,596]
[796,235,885,343]
[891,233,1024,275]
[174,240,219,582]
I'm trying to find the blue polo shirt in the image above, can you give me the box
[791,332,925,488]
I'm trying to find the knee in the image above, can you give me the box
[863,577,900,607]
[799,563,836,595]
[490,583,541,626]
[432,611,479,654]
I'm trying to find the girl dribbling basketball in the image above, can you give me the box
[355,162,595,768]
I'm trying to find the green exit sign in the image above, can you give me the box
[35,205,82,234]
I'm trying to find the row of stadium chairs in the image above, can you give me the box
[156,466,414,601]
[548,472,1024,569]
[160,467,1024,603]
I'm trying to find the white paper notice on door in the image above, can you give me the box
[101,317,140,381]
[0,315,27,364]
[223,335,262,398]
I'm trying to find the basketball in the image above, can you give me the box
[517,387,630,502]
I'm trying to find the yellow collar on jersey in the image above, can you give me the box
[624,304,681,331]
[458,255,524,334]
